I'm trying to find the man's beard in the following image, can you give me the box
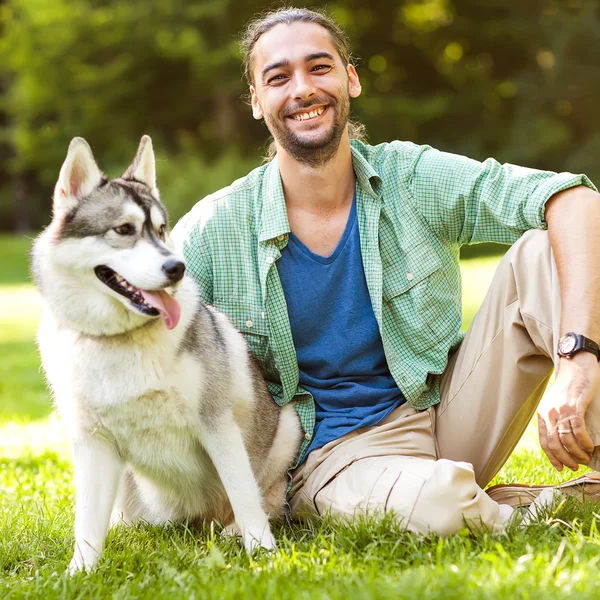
[264,89,350,168]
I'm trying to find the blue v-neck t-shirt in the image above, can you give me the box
[276,193,407,458]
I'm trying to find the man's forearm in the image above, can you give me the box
[546,185,600,344]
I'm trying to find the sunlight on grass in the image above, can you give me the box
[0,284,41,341]
[461,255,500,330]
[0,415,70,459]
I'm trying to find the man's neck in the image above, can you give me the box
[277,133,356,214]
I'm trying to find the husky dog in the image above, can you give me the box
[32,136,302,573]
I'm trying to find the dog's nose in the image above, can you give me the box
[162,259,185,283]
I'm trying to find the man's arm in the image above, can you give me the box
[538,185,600,471]
[405,143,596,247]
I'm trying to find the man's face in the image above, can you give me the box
[249,22,361,166]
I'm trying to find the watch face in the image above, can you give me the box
[559,333,577,354]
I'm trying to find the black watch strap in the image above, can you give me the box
[557,332,600,361]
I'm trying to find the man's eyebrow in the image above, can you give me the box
[262,59,290,80]
[261,52,336,80]
[305,52,335,62]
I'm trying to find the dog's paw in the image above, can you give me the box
[243,526,277,553]
[67,545,99,575]
[67,555,87,576]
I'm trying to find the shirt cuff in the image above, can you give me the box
[524,173,598,230]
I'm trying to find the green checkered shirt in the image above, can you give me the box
[173,140,596,466]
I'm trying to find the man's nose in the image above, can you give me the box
[291,71,316,101]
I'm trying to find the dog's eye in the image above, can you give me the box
[158,224,166,238]
[114,224,135,236]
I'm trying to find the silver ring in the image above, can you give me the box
[557,428,572,434]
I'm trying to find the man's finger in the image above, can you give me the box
[557,427,590,464]
[569,416,595,455]
[547,427,580,471]
[538,418,565,471]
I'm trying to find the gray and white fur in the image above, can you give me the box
[32,136,301,573]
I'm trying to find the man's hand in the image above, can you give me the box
[538,353,599,471]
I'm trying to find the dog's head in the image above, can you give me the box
[33,136,185,336]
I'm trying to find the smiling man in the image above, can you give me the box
[174,7,600,534]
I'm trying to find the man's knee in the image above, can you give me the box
[399,459,482,536]
[508,229,552,271]
[303,457,499,537]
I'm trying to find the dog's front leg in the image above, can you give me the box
[200,417,276,552]
[69,432,122,574]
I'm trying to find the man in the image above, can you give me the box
[174,7,600,534]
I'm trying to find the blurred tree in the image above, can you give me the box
[0,0,263,228]
[0,0,598,231]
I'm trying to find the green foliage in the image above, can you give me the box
[0,0,251,176]
[156,149,263,225]
[1,0,600,231]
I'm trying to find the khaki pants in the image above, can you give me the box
[289,230,600,534]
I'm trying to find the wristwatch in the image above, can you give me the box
[557,332,600,361]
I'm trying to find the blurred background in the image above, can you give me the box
[1,0,599,235]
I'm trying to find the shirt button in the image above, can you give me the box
[304,433,312,441]
[261,312,266,319]
[266,257,274,265]
[277,234,285,241]
[407,272,414,281]
[246,320,253,328]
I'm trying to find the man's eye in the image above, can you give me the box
[268,74,287,84]
[113,224,135,235]
[312,64,332,72]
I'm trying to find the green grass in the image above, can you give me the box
[2,235,599,599]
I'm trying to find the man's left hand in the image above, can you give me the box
[537,353,599,471]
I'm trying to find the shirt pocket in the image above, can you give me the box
[382,241,457,355]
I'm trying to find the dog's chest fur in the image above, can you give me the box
[39,309,228,500]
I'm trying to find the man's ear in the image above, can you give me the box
[250,86,264,120]
[347,64,362,99]
[122,135,157,196]
[53,137,103,217]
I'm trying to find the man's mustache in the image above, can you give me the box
[280,96,335,118]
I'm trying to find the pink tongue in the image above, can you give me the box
[140,289,181,330]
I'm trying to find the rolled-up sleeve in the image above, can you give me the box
[406,145,597,246]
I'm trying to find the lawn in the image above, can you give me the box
[2,234,600,599]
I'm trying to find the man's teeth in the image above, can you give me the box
[293,107,325,121]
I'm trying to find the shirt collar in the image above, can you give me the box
[350,140,382,199]
[258,141,383,243]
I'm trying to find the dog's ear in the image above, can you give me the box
[53,138,104,216]
[122,135,157,195]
